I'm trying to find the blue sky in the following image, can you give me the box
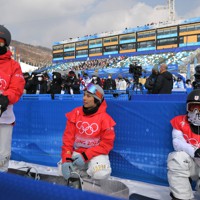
[1,0,200,48]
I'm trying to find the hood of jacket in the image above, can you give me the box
[95,99,107,114]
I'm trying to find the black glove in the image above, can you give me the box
[0,95,9,117]
[194,148,200,158]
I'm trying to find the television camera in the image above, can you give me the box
[129,62,142,84]
[129,62,143,93]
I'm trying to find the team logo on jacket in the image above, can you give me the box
[76,121,98,135]
[0,76,7,90]
[183,133,200,148]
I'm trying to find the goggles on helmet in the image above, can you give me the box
[187,102,200,112]
[85,83,103,100]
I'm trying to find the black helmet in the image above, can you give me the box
[0,25,11,46]
[187,89,200,103]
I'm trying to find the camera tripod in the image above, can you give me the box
[132,80,143,94]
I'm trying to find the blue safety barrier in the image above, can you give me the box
[0,172,118,200]
[130,93,187,102]
[12,94,186,187]
[20,93,129,101]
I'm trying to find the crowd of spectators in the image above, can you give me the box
[23,66,193,97]
[25,48,200,96]
[47,56,127,75]
[41,50,196,78]
[22,70,134,96]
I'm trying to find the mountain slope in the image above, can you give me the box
[10,40,52,67]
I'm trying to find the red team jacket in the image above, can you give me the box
[171,115,200,147]
[0,51,25,103]
[0,50,25,124]
[61,100,116,163]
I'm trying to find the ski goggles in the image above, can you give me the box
[187,102,200,112]
[84,83,103,100]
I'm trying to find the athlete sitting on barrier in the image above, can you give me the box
[168,89,200,200]
[60,83,116,180]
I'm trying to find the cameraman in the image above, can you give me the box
[145,67,159,94]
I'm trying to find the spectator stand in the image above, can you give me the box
[35,47,196,79]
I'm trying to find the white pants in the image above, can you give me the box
[58,153,112,180]
[167,151,200,200]
[0,124,13,172]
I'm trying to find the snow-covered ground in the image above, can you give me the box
[8,160,171,200]
[19,62,38,73]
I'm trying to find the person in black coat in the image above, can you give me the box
[62,71,80,94]
[49,72,63,94]
[35,74,47,94]
[144,67,159,94]
[152,63,173,94]
[24,72,38,94]
[103,74,116,91]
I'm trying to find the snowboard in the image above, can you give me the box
[82,177,129,199]
[8,167,129,198]
[8,167,81,188]
[129,193,158,200]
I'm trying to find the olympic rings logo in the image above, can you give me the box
[0,77,6,90]
[184,133,200,148]
[76,121,98,135]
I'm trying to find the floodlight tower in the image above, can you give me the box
[155,0,175,22]
[168,0,175,21]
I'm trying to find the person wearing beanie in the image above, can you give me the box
[91,72,102,87]
[62,70,80,94]
[48,72,63,95]
[0,25,25,172]
[35,74,48,94]
[60,83,116,180]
